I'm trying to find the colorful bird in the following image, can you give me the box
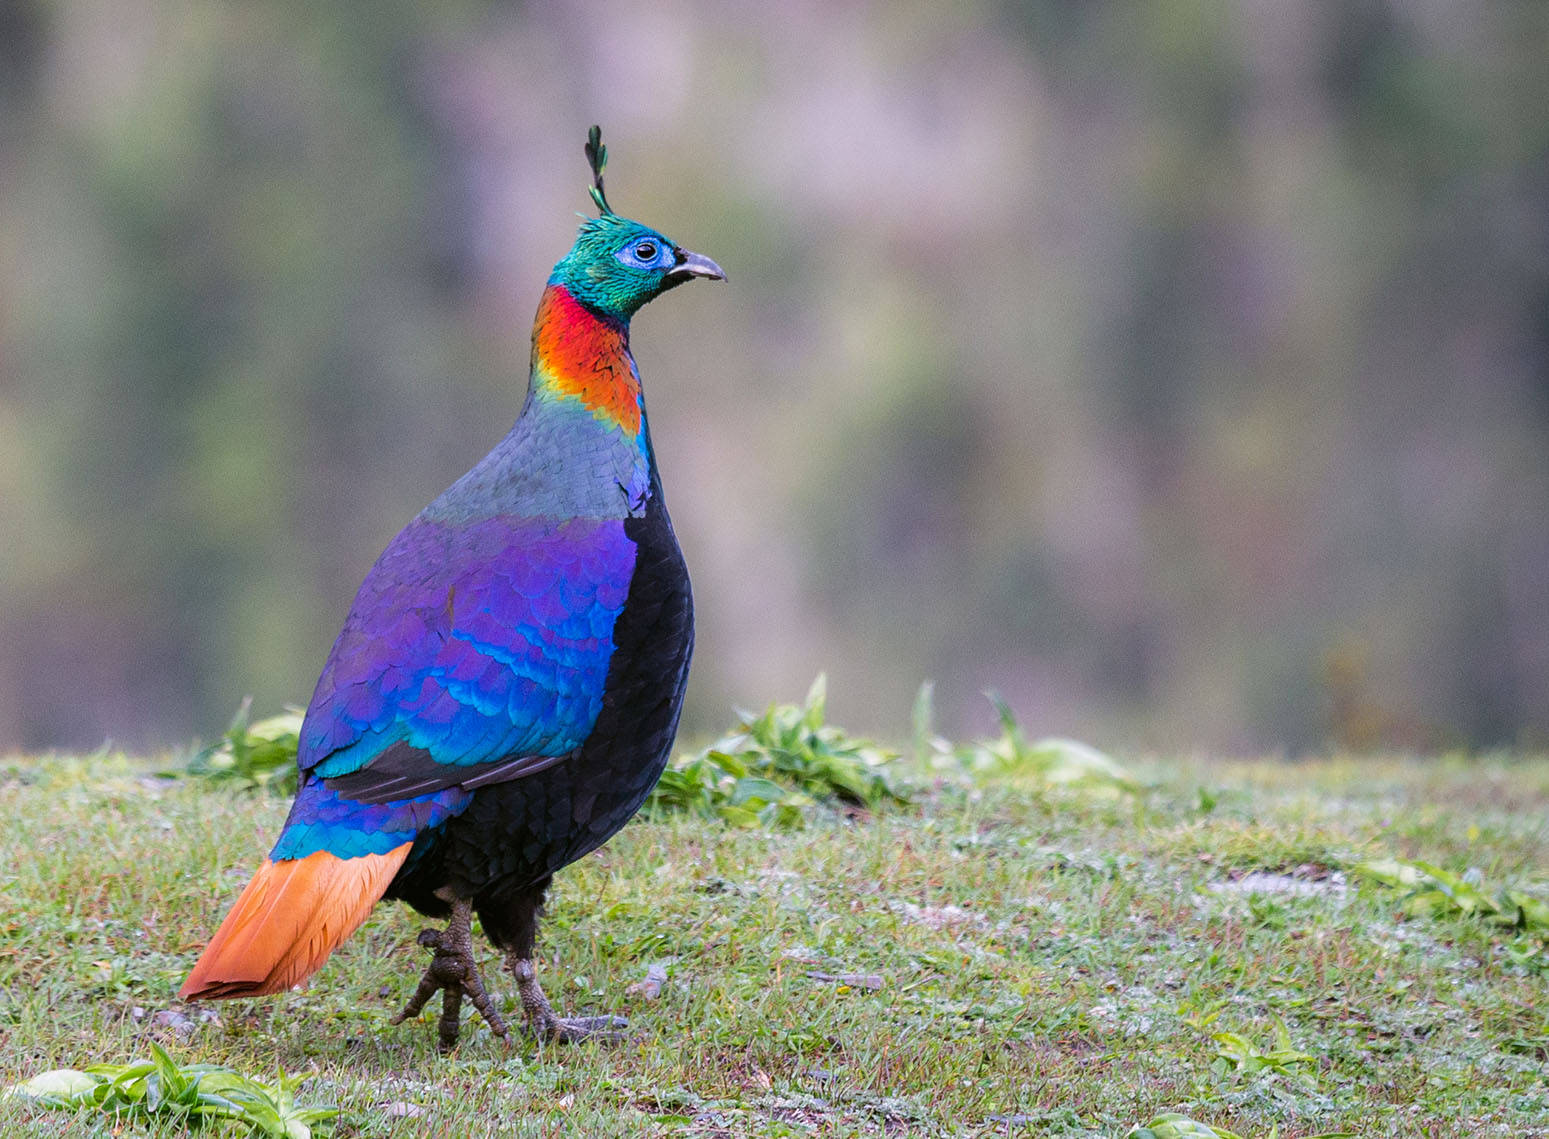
[180,126,723,1051]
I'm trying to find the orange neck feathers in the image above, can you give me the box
[530,285,642,436]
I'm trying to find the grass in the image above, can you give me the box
[1,746,1546,1137]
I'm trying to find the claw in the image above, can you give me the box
[392,899,507,1053]
[538,1013,630,1043]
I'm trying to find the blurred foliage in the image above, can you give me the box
[915,682,1143,796]
[1354,856,1549,932]
[5,1042,336,1137]
[644,674,908,827]
[186,697,303,794]
[1,1,1548,753]
[1210,1017,1319,1086]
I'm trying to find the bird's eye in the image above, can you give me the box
[634,242,657,261]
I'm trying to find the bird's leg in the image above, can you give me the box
[502,884,627,1044]
[390,897,508,1053]
[507,954,629,1043]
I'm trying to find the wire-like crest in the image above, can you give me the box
[585,125,613,216]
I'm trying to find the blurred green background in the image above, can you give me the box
[1,1,1546,755]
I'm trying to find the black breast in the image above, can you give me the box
[384,486,693,927]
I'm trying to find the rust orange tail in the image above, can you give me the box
[180,844,412,1000]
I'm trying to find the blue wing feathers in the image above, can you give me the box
[274,514,636,861]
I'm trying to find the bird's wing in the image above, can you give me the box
[269,512,635,861]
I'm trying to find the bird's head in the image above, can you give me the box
[548,127,725,320]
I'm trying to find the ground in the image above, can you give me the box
[1,753,1545,1137]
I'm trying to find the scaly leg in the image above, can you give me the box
[391,897,508,1053]
[507,954,629,1043]
[492,881,626,1043]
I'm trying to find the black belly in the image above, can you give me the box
[383,489,693,933]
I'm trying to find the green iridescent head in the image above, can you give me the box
[548,126,725,320]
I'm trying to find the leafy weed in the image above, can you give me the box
[186,698,303,794]
[645,675,907,826]
[6,1041,337,1137]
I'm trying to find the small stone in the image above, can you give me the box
[151,1009,195,1039]
[383,1101,426,1119]
[626,962,669,1000]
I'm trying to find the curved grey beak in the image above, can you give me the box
[666,249,727,283]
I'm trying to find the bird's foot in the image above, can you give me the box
[392,910,508,1054]
[534,1012,630,1044]
[510,957,629,1043]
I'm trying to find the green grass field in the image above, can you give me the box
[1,748,1546,1137]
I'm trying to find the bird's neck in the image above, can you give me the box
[528,284,643,437]
[421,285,658,525]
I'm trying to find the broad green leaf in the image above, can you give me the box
[1353,859,1425,888]
[1125,1114,1240,1139]
[1508,890,1549,931]
[801,673,828,733]
[716,804,761,828]
[1025,736,1142,791]
[5,1069,102,1102]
